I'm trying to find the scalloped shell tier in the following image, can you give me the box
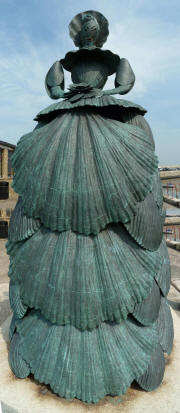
[8,197,41,242]
[9,310,158,403]
[7,224,163,329]
[8,171,164,252]
[12,111,158,234]
[124,192,165,251]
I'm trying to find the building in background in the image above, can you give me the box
[160,166,180,251]
[0,140,17,200]
[0,140,18,238]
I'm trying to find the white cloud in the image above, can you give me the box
[106,15,180,97]
[0,32,71,140]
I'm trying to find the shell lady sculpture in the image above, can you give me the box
[7,10,173,403]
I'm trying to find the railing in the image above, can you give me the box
[164,226,180,242]
[162,183,180,199]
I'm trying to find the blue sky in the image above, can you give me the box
[0,0,180,164]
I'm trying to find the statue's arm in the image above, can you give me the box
[45,61,65,99]
[103,58,135,96]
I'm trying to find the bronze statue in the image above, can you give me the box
[7,10,173,403]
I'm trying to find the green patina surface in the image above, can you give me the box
[7,9,174,403]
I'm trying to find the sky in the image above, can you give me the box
[0,0,180,165]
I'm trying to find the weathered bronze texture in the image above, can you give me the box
[7,10,174,403]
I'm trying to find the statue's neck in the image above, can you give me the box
[79,45,97,50]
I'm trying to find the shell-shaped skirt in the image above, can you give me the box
[7,94,173,403]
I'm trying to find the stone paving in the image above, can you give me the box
[0,240,10,325]
[1,401,19,413]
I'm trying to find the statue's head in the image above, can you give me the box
[69,10,109,49]
[80,14,100,47]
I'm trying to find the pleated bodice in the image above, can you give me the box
[71,58,108,89]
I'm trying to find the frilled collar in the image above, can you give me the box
[60,48,120,76]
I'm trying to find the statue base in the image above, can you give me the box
[0,313,180,413]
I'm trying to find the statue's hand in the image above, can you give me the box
[50,86,65,99]
[89,88,103,98]
[102,89,115,96]
[103,84,134,96]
